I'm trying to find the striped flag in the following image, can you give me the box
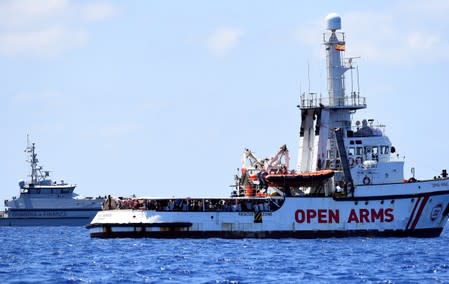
[335,43,345,51]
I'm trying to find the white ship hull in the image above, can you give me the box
[87,180,449,238]
[1,195,103,226]
[0,209,99,226]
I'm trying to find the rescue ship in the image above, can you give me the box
[87,14,449,238]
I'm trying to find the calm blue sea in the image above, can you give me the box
[1,226,449,284]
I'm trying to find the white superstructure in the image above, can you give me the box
[0,140,103,226]
[87,14,449,239]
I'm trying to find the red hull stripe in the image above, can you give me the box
[406,197,421,230]
[410,195,430,230]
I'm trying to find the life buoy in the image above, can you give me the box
[348,157,354,167]
[356,156,363,165]
[363,176,371,185]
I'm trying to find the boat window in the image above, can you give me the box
[356,147,363,155]
[364,146,374,160]
[380,146,390,154]
[372,146,379,160]
[355,140,362,144]
[348,147,355,156]
[349,140,354,145]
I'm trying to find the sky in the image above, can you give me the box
[2,0,449,205]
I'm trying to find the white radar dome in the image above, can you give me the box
[325,13,341,31]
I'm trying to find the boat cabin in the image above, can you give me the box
[344,119,404,185]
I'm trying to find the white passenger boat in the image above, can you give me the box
[87,14,449,238]
[0,140,103,226]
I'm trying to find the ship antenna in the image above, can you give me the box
[307,61,311,94]
[347,57,359,95]
[31,143,37,184]
[356,65,360,95]
[25,136,38,184]
[350,58,354,95]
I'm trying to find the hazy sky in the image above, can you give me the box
[2,0,449,204]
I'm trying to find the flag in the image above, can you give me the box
[335,43,345,51]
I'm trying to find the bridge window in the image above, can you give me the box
[372,146,379,160]
[380,146,390,154]
[348,147,355,156]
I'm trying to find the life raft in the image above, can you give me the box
[265,169,335,187]
[363,176,371,185]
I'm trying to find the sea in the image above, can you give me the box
[1,226,449,284]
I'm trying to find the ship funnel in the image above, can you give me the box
[325,13,341,31]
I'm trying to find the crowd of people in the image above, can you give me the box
[102,195,283,213]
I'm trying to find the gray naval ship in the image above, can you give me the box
[0,140,104,226]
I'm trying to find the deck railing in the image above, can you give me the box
[300,93,366,109]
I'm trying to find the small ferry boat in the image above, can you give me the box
[0,140,104,226]
[87,14,449,238]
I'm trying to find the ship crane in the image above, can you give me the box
[242,148,265,170]
[242,145,291,173]
[267,144,290,173]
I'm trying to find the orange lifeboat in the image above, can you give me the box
[265,169,334,187]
